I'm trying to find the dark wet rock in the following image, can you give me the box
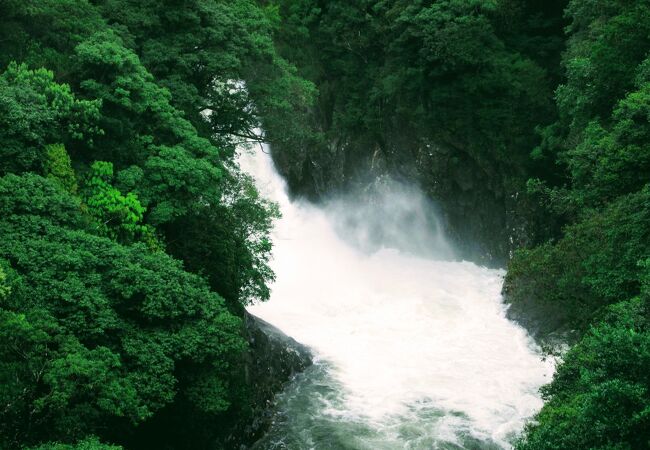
[224,313,312,449]
[503,288,578,350]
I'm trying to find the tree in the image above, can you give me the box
[516,263,650,450]
[82,161,153,245]
[95,0,315,157]
[564,59,650,208]
[0,174,245,448]
[45,144,79,195]
[0,62,101,176]
[505,187,650,336]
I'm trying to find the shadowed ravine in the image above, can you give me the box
[240,147,554,449]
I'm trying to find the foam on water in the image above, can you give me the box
[241,146,554,449]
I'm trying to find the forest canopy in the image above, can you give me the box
[1,0,649,449]
[0,0,309,448]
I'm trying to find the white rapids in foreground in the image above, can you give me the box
[241,147,554,449]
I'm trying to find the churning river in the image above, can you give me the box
[240,147,554,449]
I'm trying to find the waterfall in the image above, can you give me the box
[240,146,554,449]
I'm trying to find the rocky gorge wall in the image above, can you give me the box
[269,126,533,267]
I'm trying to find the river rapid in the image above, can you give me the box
[240,147,554,449]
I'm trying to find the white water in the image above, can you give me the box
[241,147,554,449]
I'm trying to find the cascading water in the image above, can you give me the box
[239,146,554,449]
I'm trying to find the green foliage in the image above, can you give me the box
[269,0,558,161]
[533,0,650,178]
[0,62,101,175]
[82,161,151,245]
[45,144,79,195]
[70,29,221,171]
[162,169,280,306]
[504,2,650,447]
[565,63,650,208]
[0,174,245,448]
[507,0,650,331]
[0,0,106,74]
[561,0,650,133]
[0,172,88,230]
[0,1,287,447]
[94,0,315,156]
[0,0,283,308]
[7,0,650,449]
[530,54,650,223]
[516,264,650,450]
[0,265,10,301]
[506,187,650,335]
[30,436,122,450]
[64,28,279,297]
